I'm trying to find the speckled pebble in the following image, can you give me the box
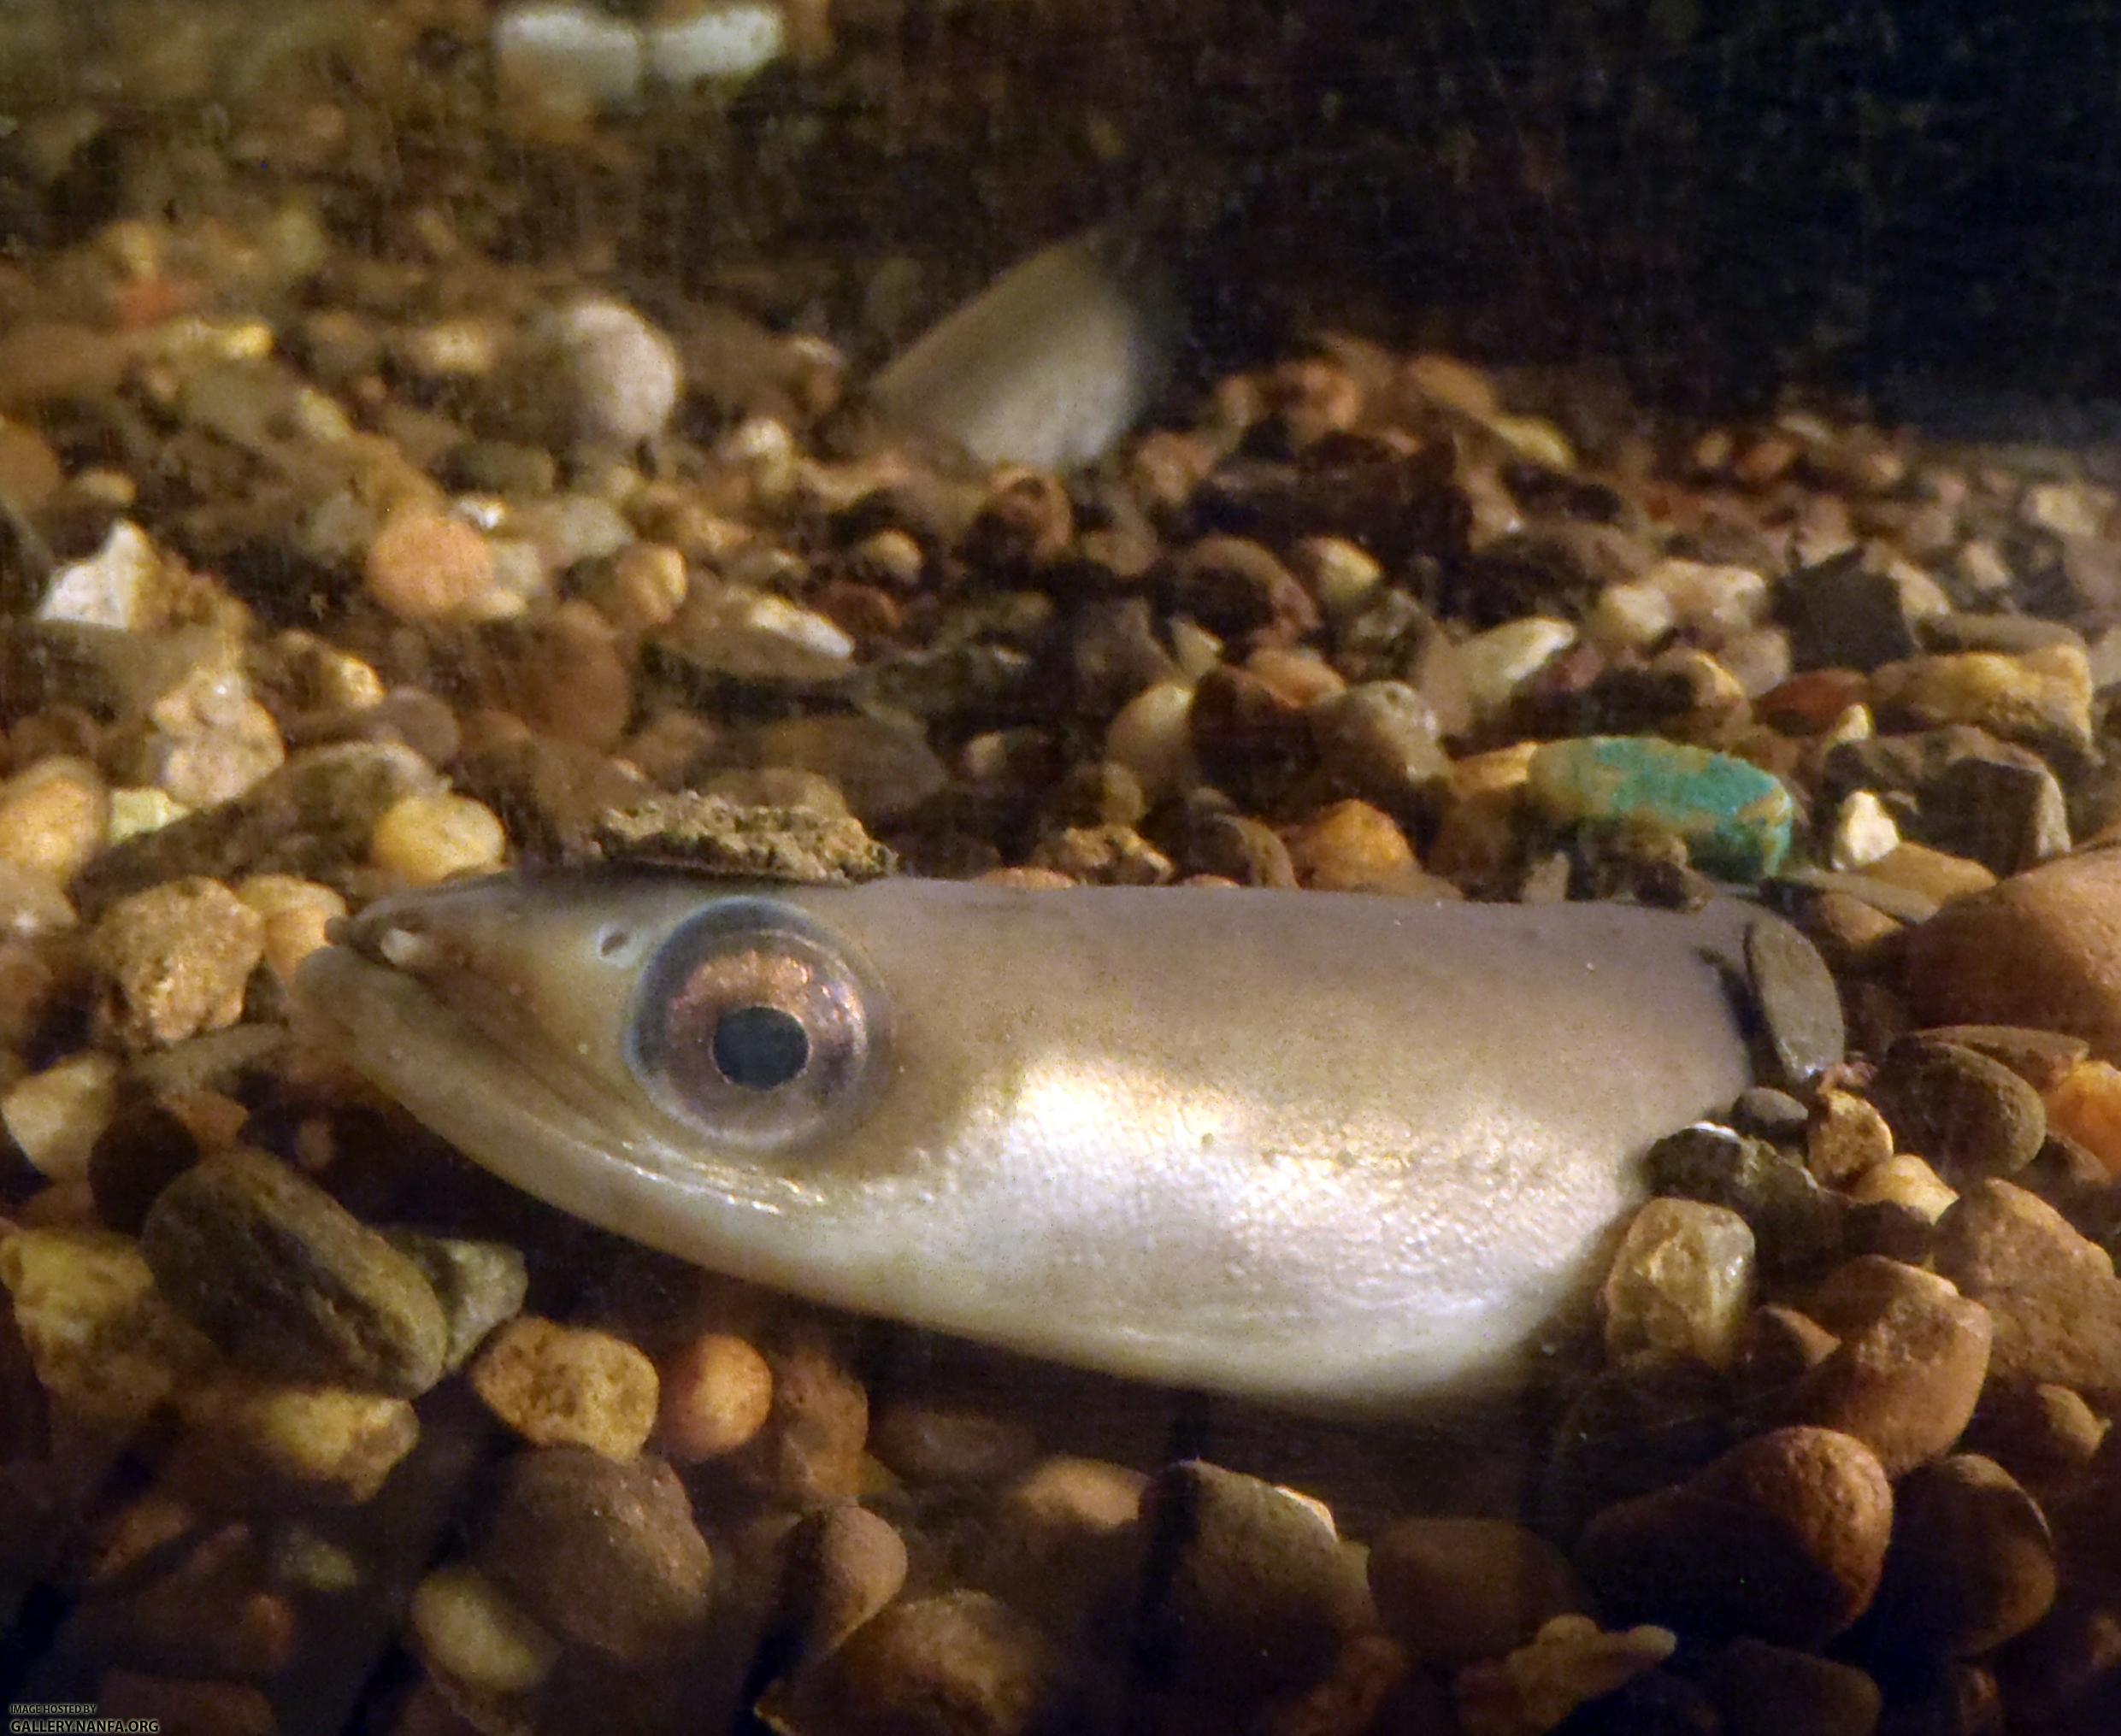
[1575,1427,1893,1646]
[726,1327,869,1504]
[174,1369,420,1504]
[0,1225,210,1432]
[1527,736,1794,881]
[0,756,110,883]
[468,1315,660,1457]
[88,876,264,1049]
[478,1445,712,1666]
[140,1147,449,1397]
[1869,644,2094,755]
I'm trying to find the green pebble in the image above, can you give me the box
[1528,736,1795,881]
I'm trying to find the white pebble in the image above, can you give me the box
[1829,790,1902,872]
[38,521,160,629]
[643,3,787,87]
[1459,616,1576,719]
[542,297,682,448]
[1588,580,1677,654]
[494,3,643,115]
[2,1052,120,1183]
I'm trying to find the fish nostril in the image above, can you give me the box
[598,927,632,959]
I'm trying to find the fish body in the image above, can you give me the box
[296,873,1778,1412]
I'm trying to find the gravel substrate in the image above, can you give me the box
[9,15,2121,1736]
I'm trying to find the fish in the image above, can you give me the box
[293,870,1812,1414]
[867,223,1183,470]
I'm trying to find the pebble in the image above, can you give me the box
[1905,848,2121,1060]
[1453,1613,1676,1736]
[1165,534,1320,646]
[368,792,508,885]
[1460,616,1578,718]
[744,715,946,826]
[96,1673,275,1736]
[236,874,346,986]
[1700,1639,1882,1736]
[1847,1154,1959,1222]
[1808,1089,1896,1187]
[140,1147,449,1396]
[85,1094,202,1232]
[1028,823,1174,885]
[1253,1633,1415,1736]
[533,297,682,449]
[760,1590,1063,1736]
[1867,1035,2047,1180]
[1747,916,1848,1088]
[1138,1460,1370,1700]
[363,509,497,622]
[1307,680,1448,803]
[1281,798,1419,890]
[726,1327,869,1504]
[3,1051,121,1182]
[1933,1180,2121,1405]
[1864,841,1997,906]
[870,1402,1038,1485]
[1547,1351,1735,1528]
[1368,1516,1586,1662]
[1601,1197,1758,1368]
[2041,1059,2121,1177]
[0,1225,209,1432]
[38,520,163,630]
[0,755,109,883]
[1646,1123,1842,1275]
[384,1232,527,1372]
[663,580,855,683]
[656,1328,775,1460]
[1832,790,1904,871]
[174,1369,421,1505]
[1526,736,1794,881]
[409,1562,561,1698]
[777,1500,909,1663]
[1862,1454,2055,1657]
[1924,1023,2091,1092]
[1780,1257,1993,1476]
[1962,1381,2109,1490]
[492,1,645,116]
[973,1455,1146,1629]
[1776,555,1919,671]
[468,1315,659,1457]
[477,1445,712,1665]
[1868,644,2094,756]
[1574,1427,1894,1646]
[88,877,264,1049]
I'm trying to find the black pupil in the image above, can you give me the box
[710,1004,810,1091]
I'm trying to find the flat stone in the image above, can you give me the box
[1746,916,1847,1088]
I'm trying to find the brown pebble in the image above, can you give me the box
[1732,1303,1841,1424]
[478,1445,711,1665]
[72,1523,298,1680]
[1933,1180,2121,1404]
[973,1456,1146,1633]
[870,1401,1039,1484]
[1780,1258,1992,1475]
[89,878,266,1049]
[1867,1036,2047,1180]
[1139,1460,1370,1700]
[1923,1024,2092,1092]
[759,1590,1063,1736]
[656,1329,774,1460]
[1574,1427,1893,1646]
[364,509,495,621]
[468,1315,659,1457]
[726,1326,869,1504]
[1863,1454,2055,1657]
[778,1500,909,1663]
[1864,842,1997,905]
[1252,1633,1414,1736]
[1281,799,1419,891]
[1904,848,2121,1062]
[1700,1639,1881,1736]
[1962,1381,2109,1491]
[1368,1515,1586,1662]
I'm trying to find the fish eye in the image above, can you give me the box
[626,897,886,1151]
